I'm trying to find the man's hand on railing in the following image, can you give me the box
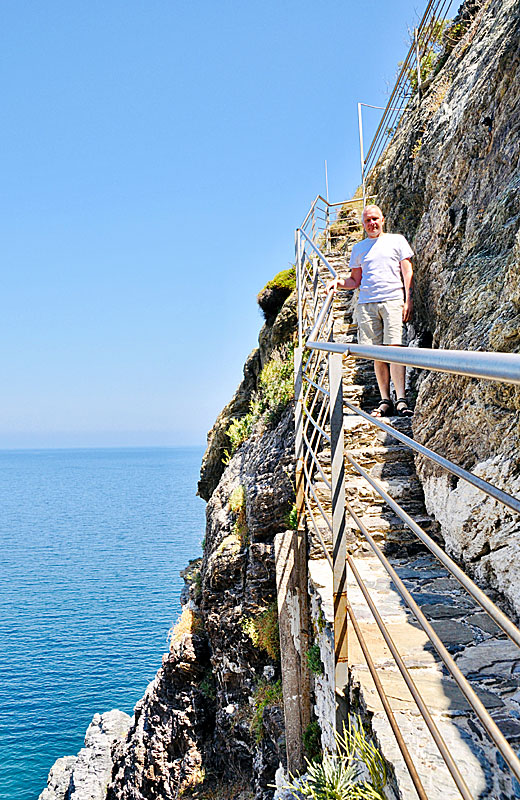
[326,277,341,294]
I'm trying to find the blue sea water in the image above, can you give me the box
[0,446,206,800]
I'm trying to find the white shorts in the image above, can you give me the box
[356,299,404,346]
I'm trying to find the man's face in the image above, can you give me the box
[363,207,384,238]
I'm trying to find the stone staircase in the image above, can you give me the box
[305,264,520,800]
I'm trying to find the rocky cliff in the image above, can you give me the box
[106,297,297,800]
[369,0,520,616]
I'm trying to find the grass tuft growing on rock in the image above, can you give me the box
[250,679,283,743]
[168,607,203,649]
[223,344,294,462]
[229,485,248,547]
[241,602,280,661]
[303,720,322,762]
[306,643,324,675]
[257,267,296,322]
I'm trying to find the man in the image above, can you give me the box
[327,205,414,417]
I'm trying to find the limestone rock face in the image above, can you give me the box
[370,0,520,613]
[200,406,295,796]
[197,346,261,502]
[39,711,132,800]
[198,292,296,501]
[107,636,212,800]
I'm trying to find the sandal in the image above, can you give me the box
[396,397,413,417]
[371,399,394,417]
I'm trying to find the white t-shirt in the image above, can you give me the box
[349,233,414,304]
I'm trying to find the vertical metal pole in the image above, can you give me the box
[312,255,319,326]
[325,160,330,252]
[415,28,422,97]
[358,102,366,208]
[296,229,303,348]
[329,353,348,733]
[325,159,329,202]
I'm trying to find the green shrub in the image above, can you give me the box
[263,266,296,293]
[257,267,296,322]
[199,668,216,701]
[303,720,322,762]
[284,503,298,530]
[307,643,324,675]
[229,485,246,513]
[251,679,283,743]
[229,485,248,547]
[258,343,295,424]
[224,413,256,460]
[241,603,280,661]
[223,344,294,462]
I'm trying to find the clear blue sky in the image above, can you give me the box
[0,0,436,448]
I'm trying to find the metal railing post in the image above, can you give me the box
[358,102,366,207]
[295,229,303,348]
[328,352,348,731]
[415,28,422,97]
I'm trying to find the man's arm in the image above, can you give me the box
[400,259,413,322]
[327,267,362,293]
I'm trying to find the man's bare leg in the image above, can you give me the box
[373,360,391,405]
[390,362,406,399]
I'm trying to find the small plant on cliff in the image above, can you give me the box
[306,643,324,675]
[284,502,298,530]
[241,602,280,661]
[303,720,322,762]
[251,679,283,743]
[199,668,216,701]
[229,484,248,547]
[168,607,203,649]
[257,266,296,322]
[281,717,387,800]
[258,344,295,424]
[223,344,295,462]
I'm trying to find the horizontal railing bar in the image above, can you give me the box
[306,340,520,386]
[302,404,331,445]
[302,460,333,534]
[346,498,520,783]
[345,453,520,649]
[346,599,429,800]
[304,495,333,568]
[347,554,473,799]
[343,399,520,515]
[302,431,332,490]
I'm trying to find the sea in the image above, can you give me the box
[0,446,206,800]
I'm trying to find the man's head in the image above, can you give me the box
[362,205,385,238]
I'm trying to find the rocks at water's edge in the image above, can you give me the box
[39,710,132,800]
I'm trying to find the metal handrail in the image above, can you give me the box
[343,398,520,514]
[294,224,520,794]
[346,498,520,782]
[307,339,520,386]
[363,0,455,179]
